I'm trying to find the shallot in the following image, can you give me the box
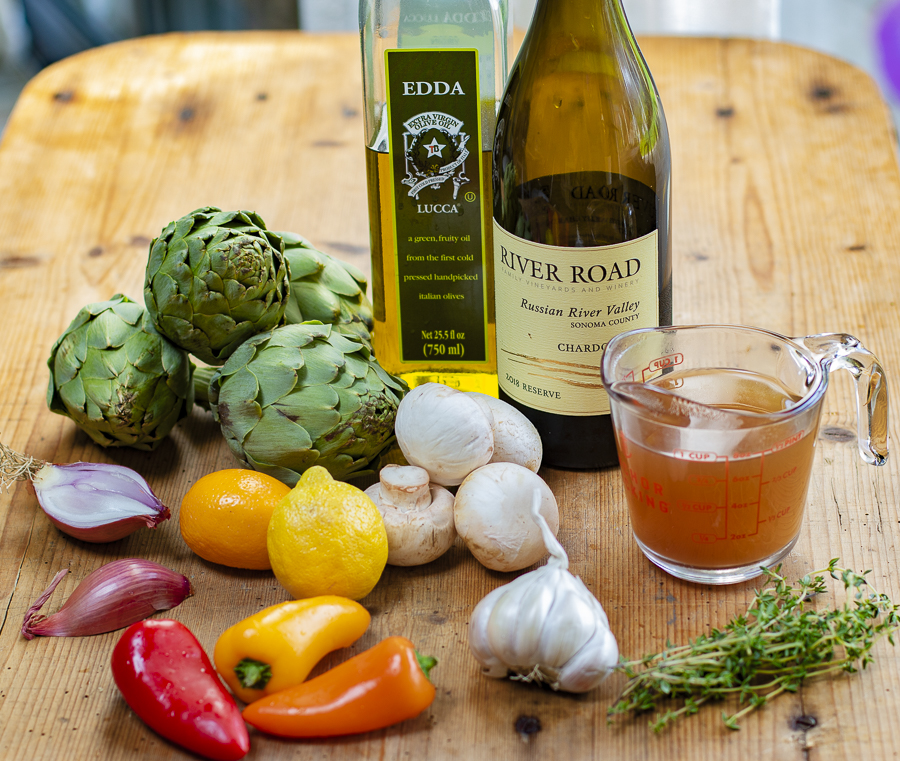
[22,558,193,639]
[0,440,170,542]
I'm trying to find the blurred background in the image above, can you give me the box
[0,0,897,129]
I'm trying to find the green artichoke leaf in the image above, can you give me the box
[255,354,301,407]
[276,383,341,441]
[316,259,366,298]
[284,322,331,343]
[326,329,368,354]
[241,410,316,469]
[276,230,314,247]
[216,332,267,374]
[211,366,261,443]
[79,343,121,381]
[329,368,357,390]
[279,233,373,335]
[296,341,345,386]
[57,375,87,412]
[194,283,230,315]
[284,249,325,279]
[167,249,197,295]
[86,308,135,350]
[128,334,166,376]
[337,258,368,288]
[335,385,363,417]
[290,280,342,323]
[371,359,409,395]
[50,335,84,387]
[243,450,319,488]
[341,351,372,382]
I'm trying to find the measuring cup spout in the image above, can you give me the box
[793,333,889,466]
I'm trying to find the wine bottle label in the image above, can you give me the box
[383,48,489,364]
[493,222,659,416]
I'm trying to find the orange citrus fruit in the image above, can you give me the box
[179,469,291,570]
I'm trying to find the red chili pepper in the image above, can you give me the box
[242,636,437,738]
[111,619,250,761]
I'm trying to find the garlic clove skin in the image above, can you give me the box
[468,584,510,677]
[465,392,542,472]
[393,383,493,486]
[365,464,457,566]
[556,621,619,693]
[454,463,558,572]
[486,569,558,670]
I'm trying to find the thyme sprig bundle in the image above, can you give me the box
[608,560,900,732]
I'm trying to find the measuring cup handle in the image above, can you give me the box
[793,333,889,465]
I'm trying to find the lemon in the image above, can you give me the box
[267,466,388,600]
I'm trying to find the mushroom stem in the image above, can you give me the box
[365,465,457,567]
[378,464,432,513]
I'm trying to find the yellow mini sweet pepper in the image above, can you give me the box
[213,596,370,704]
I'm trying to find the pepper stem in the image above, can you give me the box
[415,652,438,680]
[0,440,46,492]
[234,658,273,690]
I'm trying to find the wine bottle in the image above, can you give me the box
[492,0,672,468]
[359,0,510,394]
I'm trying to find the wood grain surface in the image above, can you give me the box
[0,31,899,760]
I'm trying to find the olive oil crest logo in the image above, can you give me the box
[401,111,470,200]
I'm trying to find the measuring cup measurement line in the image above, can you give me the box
[603,325,889,584]
[621,447,767,545]
[640,353,684,382]
[618,425,815,561]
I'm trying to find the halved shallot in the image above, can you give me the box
[22,558,193,640]
[1,440,170,542]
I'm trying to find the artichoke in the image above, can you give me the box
[278,231,374,344]
[47,294,194,450]
[144,206,291,366]
[206,322,407,485]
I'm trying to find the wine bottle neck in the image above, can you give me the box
[531,0,627,28]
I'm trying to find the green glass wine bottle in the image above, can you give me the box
[359,0,510,394]
[492,0,672,469]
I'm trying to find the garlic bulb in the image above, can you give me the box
[468,490,618,693]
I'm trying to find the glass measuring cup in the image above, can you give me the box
[601,325,889,584]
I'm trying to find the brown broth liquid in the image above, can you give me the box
[616,369,817,569]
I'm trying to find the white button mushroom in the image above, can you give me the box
[453,462,559,572]
[365,464,456,566]
[465,392,543,472]
[393,383,494,486]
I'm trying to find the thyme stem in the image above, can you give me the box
[608,561,900,732]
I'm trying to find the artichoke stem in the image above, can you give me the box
[192,366,216,411]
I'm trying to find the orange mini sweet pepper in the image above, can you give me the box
[213,596,370,704]
[242,636,437,738]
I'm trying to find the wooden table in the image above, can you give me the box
[1,31,899,760]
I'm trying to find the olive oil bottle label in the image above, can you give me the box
[383,49,488,364]
[493,223,659,416]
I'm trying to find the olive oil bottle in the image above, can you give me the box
[492,0,672,467]
[359,0,509,393]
